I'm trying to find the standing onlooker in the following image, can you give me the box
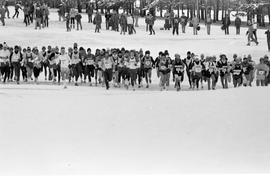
[180,12,188,33]
[148,13,155,35]
[111,11,119,31]
[86,2,94,23]
[145,13,150,32]
[265,26,270,52]
[119,12,127,35]
[164,10,171,30]
[70,8,76,29]
[35,6,43,30]
[105,10,111,30]
[65,13,71,32]
[0,5,5,26]
[93,11,102,33]
[172,14,180,35]
[127,13,134,35]
[58,3,65,21]
[235,15,241,35]
[134,7,140,27]
[23,3,30,26]
[192,15,199,35]
[205,13,212,35]
[222,14,231,35]
[44,4,49,27]
[75,12,82,30]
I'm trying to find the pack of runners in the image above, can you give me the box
[0,42,269,91]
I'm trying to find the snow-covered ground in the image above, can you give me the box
[0,7,270,175]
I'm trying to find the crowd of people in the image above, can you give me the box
[0,0,50,29]
[0,42,270,91]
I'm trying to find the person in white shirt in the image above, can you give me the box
[58,47,70,88]
[128,50,138,90]
[0,43,11,83]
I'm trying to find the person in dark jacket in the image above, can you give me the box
[12,2,22,19]
[23,4,30,26]
[120,12,127,35]
[180,12,188,33]
[86,2,94,23]
[235,15,241,35]
[172,15,180,35]
[148,14,155,35]
[94,11,102,33]
[222,14,231,35]
[35,6,43,30]
[105,10,111,30]
[75,12,82,30]
[0,5,5,26]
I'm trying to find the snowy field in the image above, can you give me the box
[0,7,270,175]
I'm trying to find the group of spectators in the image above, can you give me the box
[0,42,270,91]
[0,0,49,29]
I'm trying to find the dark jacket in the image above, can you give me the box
[222,16,231,27]
[235,17,241,27]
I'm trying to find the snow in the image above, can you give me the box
[0,7,270,176]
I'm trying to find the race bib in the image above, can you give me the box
[87,59,94,65]
[233,70,241,75]
[160,65,166,70]
[222,66,227,72]
[195,66,202,73]
[258,70,265,75]
[145,60,151,66]
[176,67,181,72]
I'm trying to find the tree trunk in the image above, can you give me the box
[268,6,270,25]
[181,3,184,14]
[187,5,190,18]
[216,0,220,21]
[160,4,163,17]
[177,4,180,17]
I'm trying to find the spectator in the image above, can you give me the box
[205,13,212,35]
[12,1,22,19]
[180,12,188,33]
[119,12,127,35]
[86,2,94,23]
[164,10,171,30]
[222,14,231,35]
[145,13,150,32]
[75,12,82,30]
[235,15,241,35]
[35,6,43,30]
[133,7,140,27]
[148,14,155,35]
[94,11,102,33]
[0,5,5,26]
[70,8,76,29]
[172,14,180,35]
[23,3,30,26]
[192,15,199,35]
